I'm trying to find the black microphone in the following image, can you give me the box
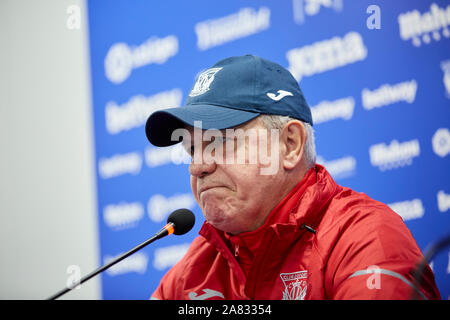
[47,208,195,300]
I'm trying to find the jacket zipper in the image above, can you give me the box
[246,230,276,299]
[246,227,311,299]
[234,244,239,257]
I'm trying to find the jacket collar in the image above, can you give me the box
[199,164,340,270]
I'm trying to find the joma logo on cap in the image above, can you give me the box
[267,90,293,101]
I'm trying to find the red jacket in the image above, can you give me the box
[152,164,441,300]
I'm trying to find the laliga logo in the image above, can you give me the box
[104,43,132,84]
[104,35,178,84]
[292,0,343,25]
[432,128,450,158]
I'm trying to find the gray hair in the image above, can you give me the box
[259,114,316,169]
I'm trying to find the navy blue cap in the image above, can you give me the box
[146,55,312,147]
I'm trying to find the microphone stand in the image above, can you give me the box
[47,226,171,300]
[411,234,450,300]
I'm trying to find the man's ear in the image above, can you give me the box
[280,121,306,170]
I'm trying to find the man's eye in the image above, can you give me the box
[189,145,195,156]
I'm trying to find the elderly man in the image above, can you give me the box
[145,55,440,300]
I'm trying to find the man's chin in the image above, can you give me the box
[204,213,226,229]
[204,211,236,233]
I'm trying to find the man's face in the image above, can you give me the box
[182,118,286,235]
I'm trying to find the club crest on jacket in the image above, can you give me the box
[280,270,308,300]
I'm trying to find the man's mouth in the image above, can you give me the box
[198,185,225,197]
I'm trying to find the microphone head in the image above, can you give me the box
[167,209,195,235]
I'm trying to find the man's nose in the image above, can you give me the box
[189,156,217,177]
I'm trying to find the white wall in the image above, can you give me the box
[0,0,100,299]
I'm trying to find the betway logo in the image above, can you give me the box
[286,31,367,81]
[153,243,190,271]
[105,89,183,135]
[398,3,450,47]
[369,139,420,171]
[195,7,270,51]
[104,35,178,84]
[105,252,148,276]
[145,144,191,168]
[103,201,144,230]
[98,152,142,179]
[362,80,417,110]
[310,96,355,124]
[388,198,424,221]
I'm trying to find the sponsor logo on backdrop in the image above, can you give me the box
[388,198,425,221]
[99,152,142,179]
[105,252,148,276]
[147,193,196,223]
[310,96,355,124]
[195,7,270,51]
[369,139,420,171]
[104,35,179,84]
[432,128,450,158]
[103,201,144,230]
[105,89,183,135]
[398,3,450,47]
[362,80,418,110]
[437,190,450,212]
[292,0,343,24]
[447,253,450,275]
[153,243,190,271]
[441,60,450,98]
[286,31,367,81]
[316,155,356,179]
[145,144,191,168]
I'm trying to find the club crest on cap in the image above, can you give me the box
[188,67,223,97]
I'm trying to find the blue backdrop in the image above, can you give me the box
[87,0,450,299]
